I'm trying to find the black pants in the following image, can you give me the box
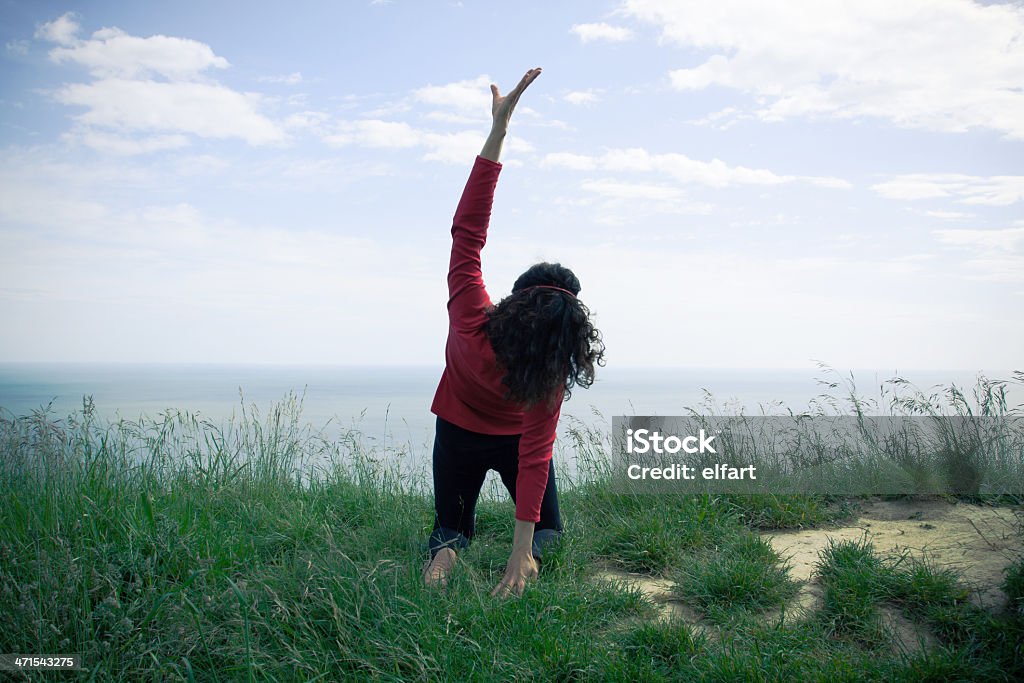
[428,415,563,561]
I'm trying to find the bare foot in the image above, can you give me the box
[423,548,457,587]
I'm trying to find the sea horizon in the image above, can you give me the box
[2,362,1017,443]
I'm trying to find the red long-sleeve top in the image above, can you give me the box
[430,155,562,523]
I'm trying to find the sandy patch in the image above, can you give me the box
[763,499,1023,610]
[878,604,940,655]
[591,499,1022,641]
[593,569,708,632]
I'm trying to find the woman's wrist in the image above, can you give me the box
[511,518,536,555]
[479,126,507,163]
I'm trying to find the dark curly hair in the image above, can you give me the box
[484,262,606,411]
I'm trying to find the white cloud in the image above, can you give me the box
[2,198,398,309]
[872,174,1024,206]
[64,129,190,155]
[574,179,714,217]
[6,39,29,55]
[423,110,478,125]
[551,181,714,225]
[420,130,491,164]
[0,172,110,230]
[808,176,853,190]
[923,210,973,221]
[37,15,285,150]
[309,73,542,163]
[570,22,634,43]
[54,78,284,145]
[580,179,683,202]
[430,129,533,164]
[0,145,166,198]
[259,72,303,85]
[564,90,600,105]
[542,152,596,171]
[413,74,491,115]
[935,227,1024,252]
[47,27,229,79]
[324,120,422,148]
[322,118,532,164]
[0,156,456,363]
[686,106,744,129]
[622,0,1024,138]
[360,100,413,119]
[283,110,331,133]
[542,147,850,189]
[934,226,1024,282]
[875,253,936,276]
[35,12,80,46]
[365,74,557,131]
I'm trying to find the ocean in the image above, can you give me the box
[1,364,1012,454]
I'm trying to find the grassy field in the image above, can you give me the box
[1,374,1023,681]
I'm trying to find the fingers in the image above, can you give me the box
[491,580,520,598]
[523,66,542,81]
[491,573,529,598]
[518,67,541,86]
[490,579,510,598]
[509,67,542,98]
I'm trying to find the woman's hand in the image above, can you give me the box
[490,67,542,130]
[480,67,542,163]
[490,547,539,598]
[491,518,539,597]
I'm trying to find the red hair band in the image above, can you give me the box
[523,285,577,298]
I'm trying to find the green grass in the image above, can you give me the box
[670,533,799,620]
[579,492,739,573]
[724,493,855,530]
[810,536,1024,679]
[816,537,898,647]
[2,373,1023,681]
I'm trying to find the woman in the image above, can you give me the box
[423,67,605,597]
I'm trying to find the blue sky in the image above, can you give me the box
[0,0,1021,370]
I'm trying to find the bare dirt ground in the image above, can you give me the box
[766,499,1023,610]
[593,499,1023,650]
[593,571,709,632]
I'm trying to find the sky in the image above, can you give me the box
[0,0,1021,371]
